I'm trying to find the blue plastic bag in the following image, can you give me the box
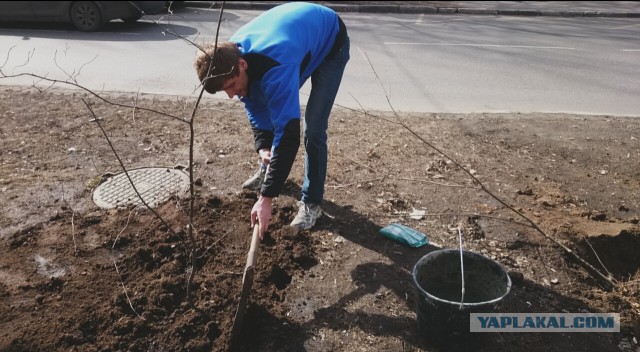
[379,224,428,248]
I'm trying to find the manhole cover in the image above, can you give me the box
[92,167,189,209]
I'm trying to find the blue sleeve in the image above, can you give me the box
[255,64,302,197]
[243,89,274,132]
[261,64,301,148]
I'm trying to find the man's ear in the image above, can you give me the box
[238,57,248,70]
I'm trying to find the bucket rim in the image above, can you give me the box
[412,248,512,307]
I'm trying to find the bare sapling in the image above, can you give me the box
[0,1,231,308]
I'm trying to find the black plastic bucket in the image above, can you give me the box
[412,249,511,348]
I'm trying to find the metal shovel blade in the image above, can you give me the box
[230,224,261,340]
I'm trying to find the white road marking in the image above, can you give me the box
[622,49,640,52]
[357,46,368,61]
[415,13,424,24]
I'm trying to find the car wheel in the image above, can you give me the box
[70,1,103,32]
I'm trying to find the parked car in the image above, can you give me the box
[0,1,168,32]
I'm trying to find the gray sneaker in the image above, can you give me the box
[242,165,266,191]
[290,201,322,230]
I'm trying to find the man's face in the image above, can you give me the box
[221,58,248,99]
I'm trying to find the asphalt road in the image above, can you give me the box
[1,7,639,116]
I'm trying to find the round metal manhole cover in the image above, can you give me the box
[92,167,189,209]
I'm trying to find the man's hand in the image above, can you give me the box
[258,148,271,165]
[251,195,272,240]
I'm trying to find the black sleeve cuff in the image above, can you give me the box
[260,119,300,197]
[251,125,274,152]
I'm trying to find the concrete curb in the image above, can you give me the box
[183,1,640,17]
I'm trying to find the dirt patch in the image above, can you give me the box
[1,86,639,351]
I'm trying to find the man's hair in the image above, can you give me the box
[194,42,242,94]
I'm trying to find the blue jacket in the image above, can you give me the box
[230,2,343,197]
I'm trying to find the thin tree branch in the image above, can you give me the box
[76,54,98,82]
[11,48,35,74]
[345,155,378,174]
[133,88,140,123]
[129,0,229,303]
[114,209,135,246]
[111,211,144,320]
[54,49,76,83]
[1,46,15,70]
[182,0,226,303]
[582,235,613,279]
[199,232,230,258]
[127,0,207,53]
[359,52,616,290]
[393,176,471,188]
[60,184,79,255]
[326,176,386,189]
[0,71,187,123]
[83,99,181,240]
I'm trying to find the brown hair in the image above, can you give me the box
[194,41,242,94]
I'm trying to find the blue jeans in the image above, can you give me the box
[301,37,350,205]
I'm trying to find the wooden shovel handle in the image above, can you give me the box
[245,224,261,269]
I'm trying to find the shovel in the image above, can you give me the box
[230,223,261,341]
